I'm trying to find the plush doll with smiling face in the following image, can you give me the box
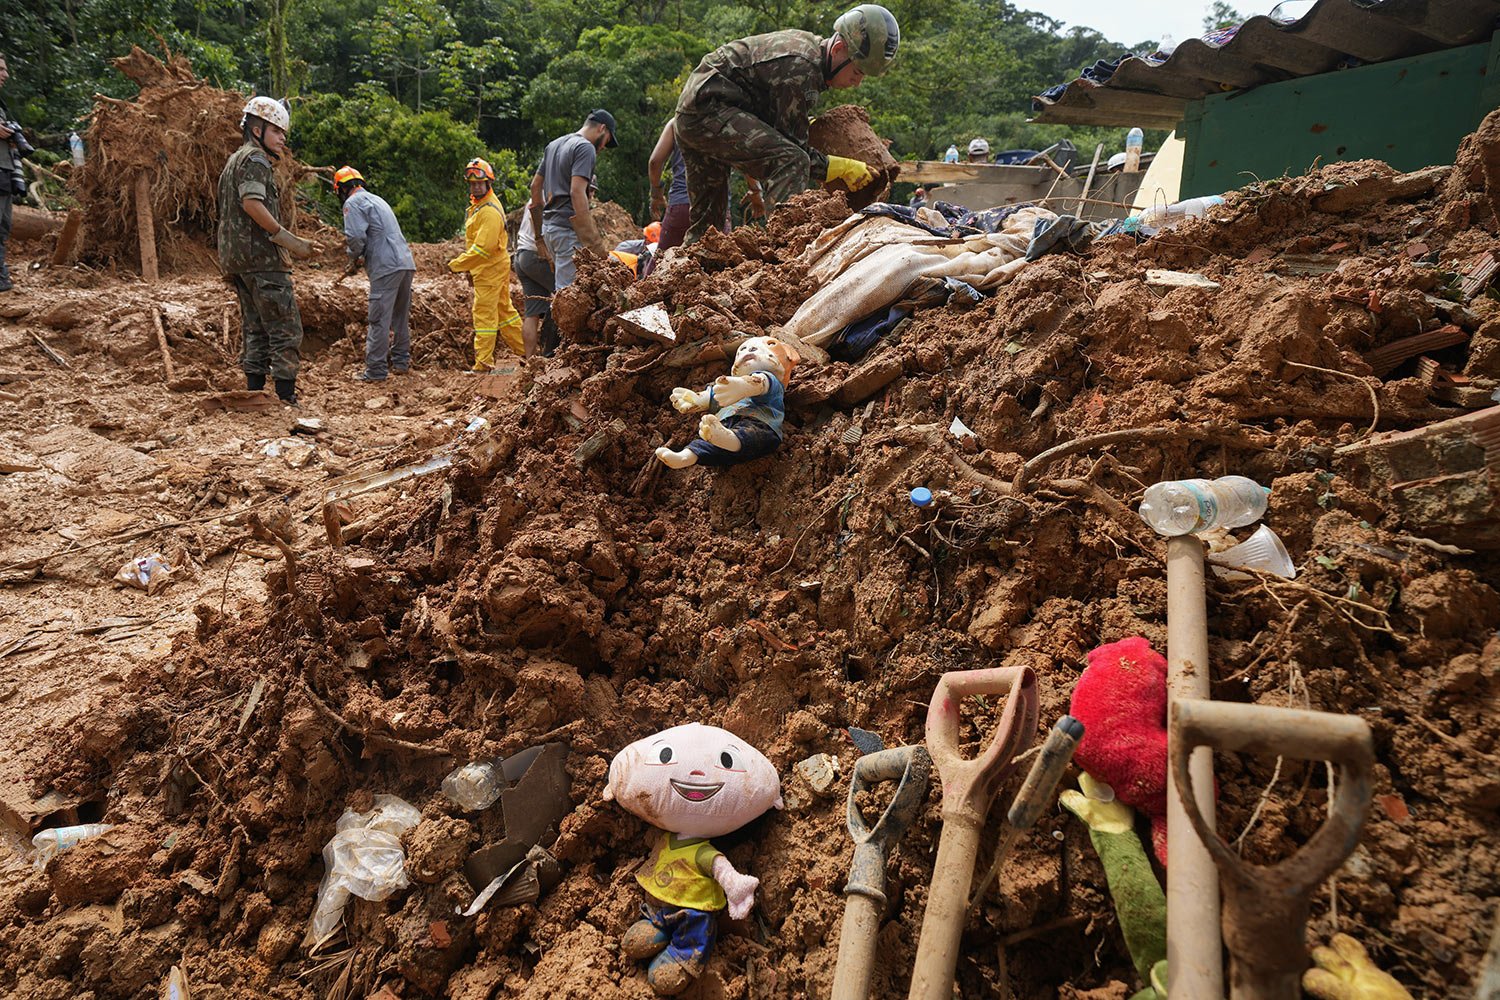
[654,336,799,470]
[604,723,783,995]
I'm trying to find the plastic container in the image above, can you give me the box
[910,487,933,508]
[1124,128,1143,173]
[69,131,85,166]
[442,761,503,811]
[1210,524,1296,580]
[1138,475,1269,536]
[943,144,960,164]
[1135,195,1225,229]
[32,823,114,865]
[1158,33,1177,55]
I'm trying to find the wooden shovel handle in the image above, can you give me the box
[924,666,1039,825]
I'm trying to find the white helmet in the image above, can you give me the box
[241,96,290,135]
[968,137,990,156]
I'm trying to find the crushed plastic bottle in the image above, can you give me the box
[1138,475,1270,536]
[32,823,115,866]
[441,761,503,811]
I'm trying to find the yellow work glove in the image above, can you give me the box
[825,155,874,192]
[1302,934,1413,1000]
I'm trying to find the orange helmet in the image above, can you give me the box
[464,157,495,181]
[333,165,363,186]
[644,221,662,244]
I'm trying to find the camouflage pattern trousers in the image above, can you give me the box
[674,106,815,247]
[232,271,304,381]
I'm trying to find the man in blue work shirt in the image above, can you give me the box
[335,165,417,381]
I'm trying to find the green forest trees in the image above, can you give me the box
[6,0,1151,240]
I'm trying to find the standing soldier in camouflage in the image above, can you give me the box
[672,5,899,246]
[216,96,320,406]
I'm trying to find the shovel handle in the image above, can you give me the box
[925,666,1039,825]
[1171,700,1373,886]
[833,746,932,1000]
[845,745,933,902]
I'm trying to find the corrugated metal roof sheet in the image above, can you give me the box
[1031,0,1500,128]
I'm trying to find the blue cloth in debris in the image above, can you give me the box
[858,201,1028,238]
[831,304,909,362]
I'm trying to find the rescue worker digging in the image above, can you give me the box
[216,96,320,405]
[335,165,416,382]
[672,4,899,246]
[449,157,523,372]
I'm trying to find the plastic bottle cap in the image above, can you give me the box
[910,487,932,507]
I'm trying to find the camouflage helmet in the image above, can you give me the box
[833,4,900,76]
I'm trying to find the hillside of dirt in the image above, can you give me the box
[1,111,1498,1000]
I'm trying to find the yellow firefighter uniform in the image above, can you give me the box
[448,188,523,369]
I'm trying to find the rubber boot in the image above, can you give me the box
[471,330,497,372]
[274,378,298,406]
[646,952,697,996]
[246,373,267,391]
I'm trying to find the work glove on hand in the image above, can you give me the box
[571,211,609,256]
[741,186,766,219]
[825,155,875,192]
[271,227,320,259]
[1303,934,1413,1000]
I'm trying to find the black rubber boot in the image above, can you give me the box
[274,378,298,406]
[246,373,267,391]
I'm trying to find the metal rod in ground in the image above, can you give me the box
[1165,534,1224,998]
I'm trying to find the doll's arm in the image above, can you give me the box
[710,854,760,920]
[669,386,712,413]
[707,372,769,407]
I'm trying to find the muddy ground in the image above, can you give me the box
[1,127,1498,1000]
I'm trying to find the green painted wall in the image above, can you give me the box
[1179,35,1500,198]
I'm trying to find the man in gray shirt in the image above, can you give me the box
[529,109,616,290]
[336,165,417,381]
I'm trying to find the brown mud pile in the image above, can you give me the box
[74,45,318,272]
[3,124,1500,1000]
[809,104,899,210]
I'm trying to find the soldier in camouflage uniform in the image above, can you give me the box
[217,96,320,405]
[673,5,900,246]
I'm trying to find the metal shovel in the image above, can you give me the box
[908,666,1040,1000]
[1170,699,1375,1000]
[831,745,933,1000]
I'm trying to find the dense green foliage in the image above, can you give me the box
[3,0,1172,239]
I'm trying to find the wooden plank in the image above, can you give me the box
[1030,88,1186,129]
[895,160,1055,185]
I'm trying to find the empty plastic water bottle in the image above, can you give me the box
[69,131,85,166]
[32,823,114,865]
[1138,475,1269,536]
[442,761,502,811]
[943,144,960,164]
[1124,127,1143,173]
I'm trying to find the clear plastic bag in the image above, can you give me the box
[304,795,421,950]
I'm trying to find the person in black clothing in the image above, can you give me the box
[0,55,19,293]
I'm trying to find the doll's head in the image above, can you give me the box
[604,723,783,838]
[730,336,799,382]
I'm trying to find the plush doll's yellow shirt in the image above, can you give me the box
[637,832,726,911]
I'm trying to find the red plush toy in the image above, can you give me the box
[1069,636,1171,865]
